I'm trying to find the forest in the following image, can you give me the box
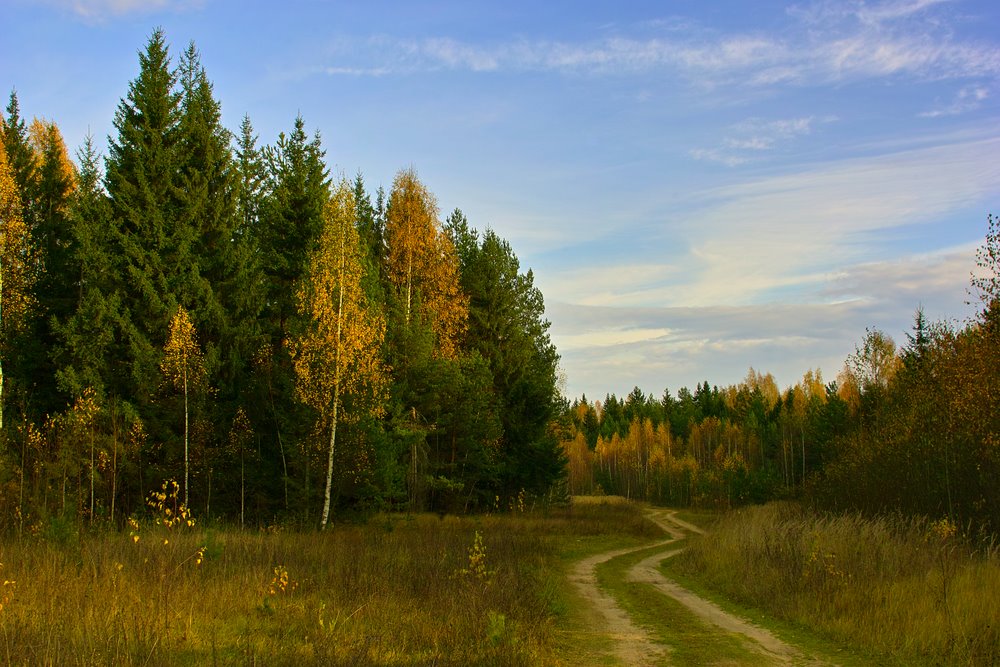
[0,29,564,530]
[560,230,1000,534]
[2,28,998,541]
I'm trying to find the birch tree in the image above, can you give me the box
[385,168,467,359]
[161,305,206,507]
[291,179,388,529]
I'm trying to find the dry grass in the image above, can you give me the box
[671,502,1000,666]
[0,501,655,665]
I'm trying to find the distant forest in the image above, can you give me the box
[1,29,997,536]
[560,215,1000,535]
[0,29,563,529]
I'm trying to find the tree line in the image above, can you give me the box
[561,217,1000,535]
[0,29,563,530]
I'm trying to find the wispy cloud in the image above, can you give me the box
[677,135,1000,306]
[688,147,752,167]
[318,0,999,88]
[691,115,835,166]
[550,243,978,398]
[920,85,991,117]
[43,0,202,22]
[545,134,1000,311]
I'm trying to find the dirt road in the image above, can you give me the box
[569,508,828,666]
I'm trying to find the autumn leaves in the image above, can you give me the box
[290,170,469,527]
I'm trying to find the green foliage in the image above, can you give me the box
[459,228,564,499]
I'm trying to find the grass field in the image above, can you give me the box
[0,499,656,665]
[5,498,994,665]
[668,502,1000,666]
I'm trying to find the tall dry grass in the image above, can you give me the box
[0,500,655,665]
[671,502,1000,665]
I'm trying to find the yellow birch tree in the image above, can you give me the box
[161,305,206,508]
[291,178,388,529]
[385,168,467,359]
[0,141,35,431]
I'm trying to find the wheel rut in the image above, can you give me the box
[569,507,835,666]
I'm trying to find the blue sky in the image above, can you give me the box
[4,0,999,400]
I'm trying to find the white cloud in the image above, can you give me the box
[689,148,751,167]
[675,136,1000,306]
[546,134,1000,311]
[318,0,999,88]
[550,243,979,398]
[920,85,991,117]
[692,115,834,166]
[45,0,202,21]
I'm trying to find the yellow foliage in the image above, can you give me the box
[267,565,298,596]
[457,530,494,583]
[161,306,207,392]
[291,177,389,424]
[385,168,468,359]
[28,117,77,200]
[0,140,35,330]
[291,177,389,527]
[146,479,196,530]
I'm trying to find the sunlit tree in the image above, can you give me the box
[385,168,467,359]
[0,141,34,430]
[291,179,388,528]
[161,305,207,507]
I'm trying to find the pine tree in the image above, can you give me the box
[2,91,36,218]
[23,118,78,416]
[261,115,330,338]
[235,115,265,248]
[175,42,264,469]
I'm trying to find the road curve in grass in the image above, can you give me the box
[570,507,835,666]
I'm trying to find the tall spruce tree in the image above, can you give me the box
[104,28,184,405]
[2,91,36,218]
[53,136,121,400]
[261,115,329,338]
[451,225,564,498]
[174,44,265,489]
[257,115,330,516]
[25,119,77,417]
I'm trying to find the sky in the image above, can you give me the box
[3,0,999,401]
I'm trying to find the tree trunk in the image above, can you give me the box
[89,429,95,523]
[320,230,346,530]
[0,257,4,432]
[183,363,189,508]
[240,444,245,530]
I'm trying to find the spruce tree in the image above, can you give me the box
[261,115,329,337]
[25,119,78,417]
[459,228,564,498]
[104,27,184,405]
[53,136,121,400]
[257,114,330,516]
[2,91,36,217]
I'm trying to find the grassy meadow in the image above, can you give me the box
[0,499,656,666]
[668,502,1000,666]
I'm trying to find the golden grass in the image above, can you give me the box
[671,502,1000,666]
[0,501,655,665]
